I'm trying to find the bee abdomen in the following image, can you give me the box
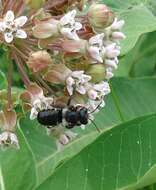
[37,109,62,126]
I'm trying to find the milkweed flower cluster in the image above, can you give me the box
[0,0,125,149]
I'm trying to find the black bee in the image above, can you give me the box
[37,105,89,129]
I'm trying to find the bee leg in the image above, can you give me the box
[89,119,101,133]
[65,123,75,129]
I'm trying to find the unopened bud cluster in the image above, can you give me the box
[0,1,125,149]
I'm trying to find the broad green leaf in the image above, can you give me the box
[19,77,156,188]
[120,6,156,55]
[146,0,156,15]
[139,183,156,190]
[0,127,37,190]
[101,1,156,55]
[36,114,156,190]
[102,0,154,12]
[116,31,156,77]
[101,0,140,11]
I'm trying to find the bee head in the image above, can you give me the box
[77,106,89,125]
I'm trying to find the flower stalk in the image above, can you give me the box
[7,58,13,110]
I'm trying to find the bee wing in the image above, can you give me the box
[53,102,66,109]
[54,96,70,108]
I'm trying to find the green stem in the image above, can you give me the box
[13,52,31,87]
[35,74,55,95]
[7,59,13,110]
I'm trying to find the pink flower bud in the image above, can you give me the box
[88,3,115,30]
[62,39,86,53]
[20,83,44,105]
[112,32,126,40]
[43,64,71,84]
[33,19,59,39]
[111,18,125,30]
[27,51,52,73]
[88,89,98,100]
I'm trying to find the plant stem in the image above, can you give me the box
[12,45,28,61]
[7,60,13,110]
[13,52,31,87]
[35,74,55,95]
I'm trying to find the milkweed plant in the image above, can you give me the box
[0,0,125,150]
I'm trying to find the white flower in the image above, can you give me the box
[0,131,19,149]
[88,99,105,111]
[88,81,110,100]
[104,18,126,43]
[47,125,77,150]
[112,31,126,40]
[88,33,122,65]
[105,58,118,69]
[111,18,125,31]
[66,71,91,96]
[87,81,110,113]
[30,96,54,120]
[88,33,105,63]
[56,130,77,150]
[105,67,114,79]
[0,10,28,43]
[105,43,120,58]
[87,32,122,79]
[60,10,82,40]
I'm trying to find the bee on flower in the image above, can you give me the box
[0,0,126,149]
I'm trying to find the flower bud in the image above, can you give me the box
[87,89,98,100]
[27,51,52,73]
[88,4,115,30]
[62,39,87,55]
[43,64,71,84]
[86,64,106,83]
[33,19,59,39]
[20,83,44,107]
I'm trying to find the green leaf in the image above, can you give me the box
[102,0,153,12]
[116,31,156,77]
[120,5,156,55]
[139,183,156,190]
[0,127,37,190]
[18,77,156,188]
[36,114,156,190]
[101,1,156,55]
